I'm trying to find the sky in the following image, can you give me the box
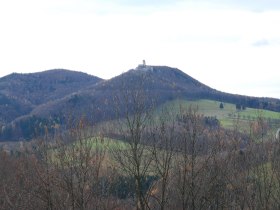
[0,0,280,98]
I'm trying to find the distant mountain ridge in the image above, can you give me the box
[0,66,279,141]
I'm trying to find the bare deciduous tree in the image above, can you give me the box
[111,74,155,210]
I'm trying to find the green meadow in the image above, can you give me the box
[158,99,280,131]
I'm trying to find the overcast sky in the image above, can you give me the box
[0,0,280,98]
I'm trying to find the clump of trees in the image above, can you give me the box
[236,103,246,110]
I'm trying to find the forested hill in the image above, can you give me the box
[0,66,280,141]
[0,69,102,106]
[0,69,102,124]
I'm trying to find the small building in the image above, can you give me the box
[135,60,153,71]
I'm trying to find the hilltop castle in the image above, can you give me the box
[135,60,153,71]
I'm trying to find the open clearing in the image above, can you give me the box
[159,99,280,131]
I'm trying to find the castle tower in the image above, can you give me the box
[143,60,146,67]
[136,59,152,71]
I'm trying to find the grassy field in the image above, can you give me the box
[97,99,280,133]
[158,99,280,131]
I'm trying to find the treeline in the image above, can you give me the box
[213,92,280,113]
[0,115,63,141]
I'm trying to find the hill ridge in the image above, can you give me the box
[0,66,280,141]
